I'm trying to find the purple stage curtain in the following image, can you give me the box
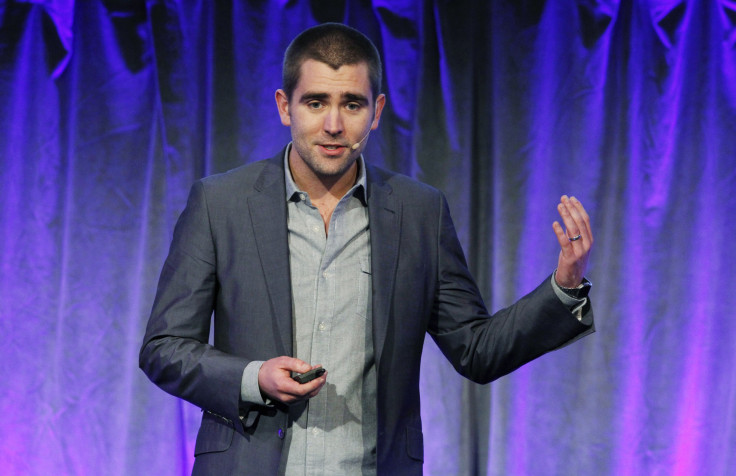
[1,1,735,474]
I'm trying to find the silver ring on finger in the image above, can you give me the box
[568,234,582,242]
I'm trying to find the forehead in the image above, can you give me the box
[294,59,373,101]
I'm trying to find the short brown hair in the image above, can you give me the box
[282,23,382,101]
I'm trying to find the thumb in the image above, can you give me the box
[279,356,311,373]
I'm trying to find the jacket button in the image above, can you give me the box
[278,428,285,439]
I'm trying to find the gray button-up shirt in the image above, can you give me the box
[281,147,377,475]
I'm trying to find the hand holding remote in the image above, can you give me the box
[257,357,327,405]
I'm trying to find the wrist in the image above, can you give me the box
[555,273,592,299]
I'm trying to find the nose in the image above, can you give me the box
[323,107,344,136]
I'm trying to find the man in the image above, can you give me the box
[140,23,594,475]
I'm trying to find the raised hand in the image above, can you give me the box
[552,195,593,288]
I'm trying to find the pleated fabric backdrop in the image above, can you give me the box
[1,1,735,474]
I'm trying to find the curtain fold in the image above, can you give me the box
[1,1,734,474]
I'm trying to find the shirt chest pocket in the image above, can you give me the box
[356,256,372,319]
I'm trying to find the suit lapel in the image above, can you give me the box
[248,156,293,356]
[367,167,401,369]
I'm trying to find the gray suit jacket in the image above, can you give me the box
[139,149,594,475]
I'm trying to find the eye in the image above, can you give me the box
[307,101,324,110]
[346,102,361,111]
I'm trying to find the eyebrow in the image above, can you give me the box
[299,91,370,104]
[300,92,328,102]
[344,93,369,104]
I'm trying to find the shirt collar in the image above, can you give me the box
[283,143,368,206]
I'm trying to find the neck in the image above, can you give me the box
[287,153,359,235]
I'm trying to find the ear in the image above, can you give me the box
[275,89,291,126]
[370,93,386,130]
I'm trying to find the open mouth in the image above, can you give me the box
[319,143,347,154]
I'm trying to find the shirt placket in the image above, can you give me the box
[305,202,346,471]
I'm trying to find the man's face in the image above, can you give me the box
[276,59,385,182]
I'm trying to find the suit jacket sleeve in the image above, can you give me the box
[139,180,249,422]
[428,193,594,384]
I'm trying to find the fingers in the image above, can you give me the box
[552,220,570,250]
[556,195,592,250]
[285,370,327,399]
[258,356,327,405]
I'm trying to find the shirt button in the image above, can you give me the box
[318,322,326,331]
[322,271,328,278]
[299,193,306,201]
[312,427,320,436]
